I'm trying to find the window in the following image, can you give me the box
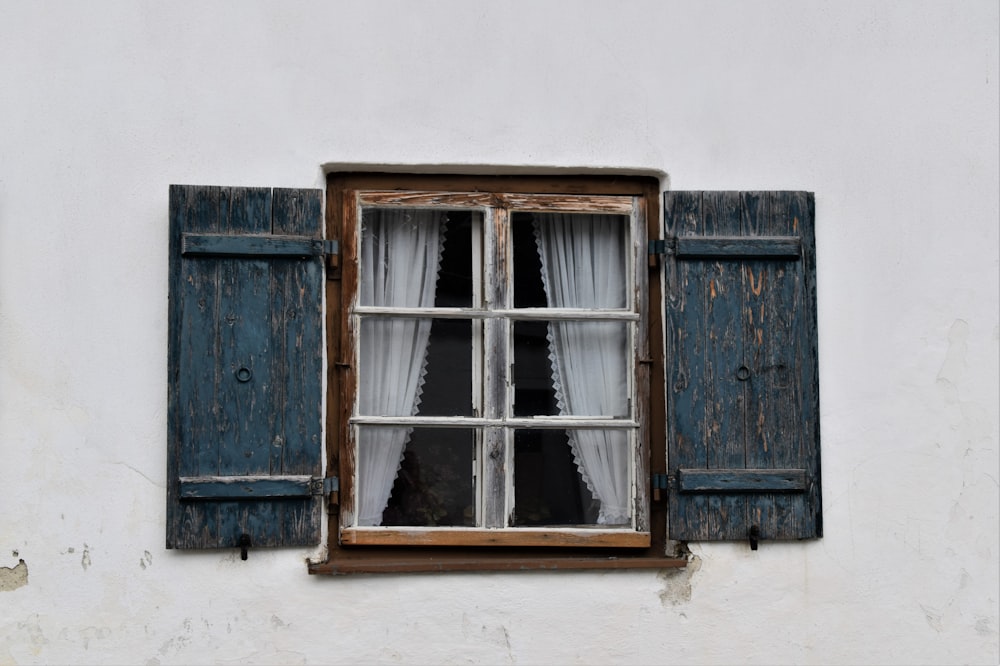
[166,177,821,573]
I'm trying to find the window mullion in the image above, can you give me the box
[482,205,510,528]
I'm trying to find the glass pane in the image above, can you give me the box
[360,208,476,308]
[512,429,596,526]
[513,320,629,417]
[435,211,475,308]
[513,429,631,527]
[512,320,557,416]
[377,427,477,527]
[512,213,547,308]
[512,211,628,309]
[358,317,473,417]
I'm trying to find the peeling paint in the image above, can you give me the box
[657,554,701,605]
[0,559,28,591]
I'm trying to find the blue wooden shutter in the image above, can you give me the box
[664,191,821,542]
[167,185,324,550]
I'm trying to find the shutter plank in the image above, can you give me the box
[703,192,748,540]
[269,189,324,543]
[216,187,274,548]
[746,192,786,538]
[664,192,709,539]
[174,185,223,546]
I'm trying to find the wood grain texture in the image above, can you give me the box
[340,527,650,548]
[181,233,328,257]
[309,552,684,575]
[664,191,821,543]
[167,185,324,550]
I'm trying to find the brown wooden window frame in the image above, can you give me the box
[309,173,685,575]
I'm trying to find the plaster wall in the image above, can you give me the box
[1,1,997,664]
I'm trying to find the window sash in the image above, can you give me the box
[340,185,650,545]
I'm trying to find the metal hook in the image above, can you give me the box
[749,524,760,551]
[238,533,252,561]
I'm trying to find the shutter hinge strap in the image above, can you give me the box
[648,238,676,256]
[322,239,339,256]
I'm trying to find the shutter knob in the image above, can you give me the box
[235,367,253,382]
[736,366,751,381]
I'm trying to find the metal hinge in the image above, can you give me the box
[651,473,669,501]
[323,239,341,278]
[310,476,340,495]
[648,238,676,256]
[317,476,340,506]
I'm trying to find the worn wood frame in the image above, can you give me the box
[310,173,684,574]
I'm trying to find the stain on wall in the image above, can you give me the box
[657,554,702,605]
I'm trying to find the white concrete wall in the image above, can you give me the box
[1,1,997,664]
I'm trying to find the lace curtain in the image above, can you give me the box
[356,209,444,526]
[535,214,631,525]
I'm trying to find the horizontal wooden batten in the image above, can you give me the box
[677,469,807,493]
[179,475,319,500]
[675,236,801,259]
[181,233,333,258]
[341,528,651,548]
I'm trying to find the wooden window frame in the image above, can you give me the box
[309,173,686,575]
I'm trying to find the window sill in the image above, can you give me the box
[307,549,686,575]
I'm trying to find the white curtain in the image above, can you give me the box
[357,209,444,526]
[535,214,631,525]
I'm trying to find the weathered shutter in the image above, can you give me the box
[167,185,324,550]
[663,191,821,542]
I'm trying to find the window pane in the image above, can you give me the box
[512,320,558,416]
[375,427,477,527]
[435,211,475,308]
[513,428,631,527]
[420,319,475,416]
[360,208,475,308]
[512,213,547,308]
[513,212,629,309]
[512,429,596,526]
[358,317,473,417]
[513,320,629,417]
